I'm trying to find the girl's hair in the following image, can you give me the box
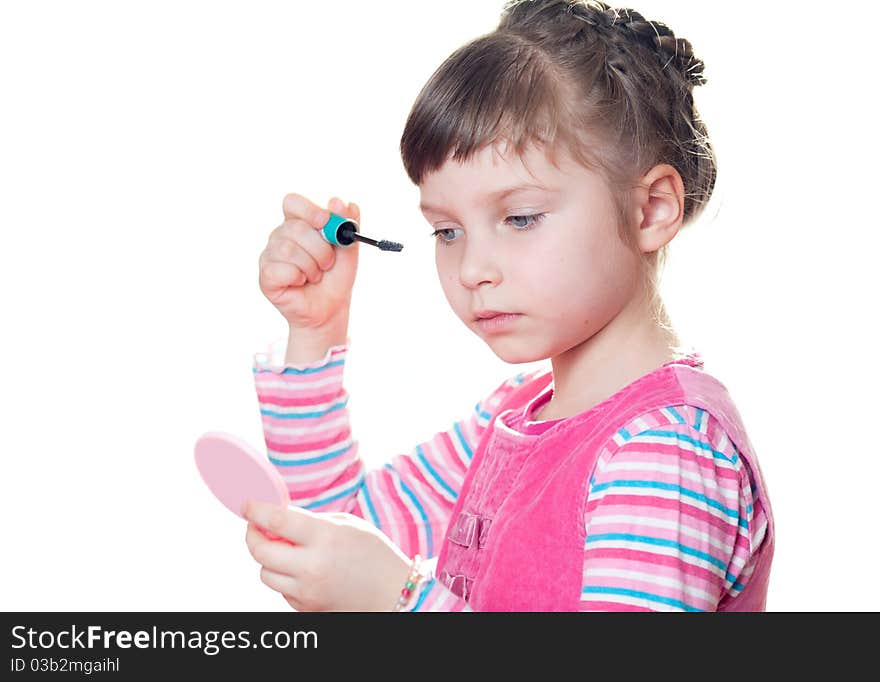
[399,0,717,312]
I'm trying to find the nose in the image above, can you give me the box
[457,232,501,289]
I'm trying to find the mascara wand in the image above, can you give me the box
[321,212,404,252]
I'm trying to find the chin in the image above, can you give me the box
[483,339,549,365]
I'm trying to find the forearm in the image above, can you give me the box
[254,337,456,558]
[254,329,359,512]
[254,334,534,561]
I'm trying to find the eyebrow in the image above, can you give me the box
[418,183,553,214]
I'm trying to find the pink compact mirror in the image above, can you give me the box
[194,431,290,540]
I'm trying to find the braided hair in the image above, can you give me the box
[400,0,717,230]
[558,0,707,86]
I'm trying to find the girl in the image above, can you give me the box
[243,0,774,612]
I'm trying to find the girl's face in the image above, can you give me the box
[418,141,643,364]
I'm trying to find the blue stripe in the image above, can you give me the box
[253,358,346,375]
[586,532,731,575]
[631,429,737,465]
[416,445,458,500]
[582,585,704,612]
[590,479,742,522]
[362,485,381,530]
[694,408,704,431]
[618,427,631,441]
[303,478,363,510]
[665,406,686,424]
[514,373,525,384]
[475,404,493,421]
[268,443,351,466]
[386,466,433,557]
[453,422,474,460]
[260,401,347,420]
[412,578,435,611]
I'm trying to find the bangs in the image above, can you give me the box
[400,33,601,185]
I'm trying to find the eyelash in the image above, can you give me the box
[430,213,547,246]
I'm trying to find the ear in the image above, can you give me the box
[629,163,685,253]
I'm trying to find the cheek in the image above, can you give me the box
[532,235,635,309]
[435,254,454,287]
[434,246,454,277]
[578,244,641,315]
[524,238,583,286]
[435,257,464,308]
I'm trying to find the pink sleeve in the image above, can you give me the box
[578,405,769,612]
[253,337,528,560]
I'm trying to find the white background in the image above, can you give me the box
[1,0,877,612]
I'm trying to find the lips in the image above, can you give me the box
[474,310,512,320]
[474,312,522,334]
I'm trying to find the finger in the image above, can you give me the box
[282,193,331,230]
[242,501,320,545]
[261,259,308,289]
[260,566,299,600]
[245,522,283,558]
[245,522,260,555]
[327,197,347,218]
[249,532,309,580]
[273,219,335,272]
[266,237,323,284]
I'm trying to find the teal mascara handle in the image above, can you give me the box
[321,212,358,248]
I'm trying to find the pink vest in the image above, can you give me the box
[435,357,775,611]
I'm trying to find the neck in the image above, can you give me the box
[541,291,685,420]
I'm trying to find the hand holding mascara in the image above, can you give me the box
[260,194,402,331]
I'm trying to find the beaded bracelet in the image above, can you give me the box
[392,554,424,612]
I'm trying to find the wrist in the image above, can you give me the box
[285,308,350,365]
[391,554,427,612]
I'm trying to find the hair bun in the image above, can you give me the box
[570,1,707,86]
[652,33,706,86]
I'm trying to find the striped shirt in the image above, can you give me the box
[253,340,768,612]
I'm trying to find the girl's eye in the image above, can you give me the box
[430,228,461,246]
[430,213,547,247]
[505,213,546,230]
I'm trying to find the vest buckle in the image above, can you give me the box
[449,511,493,549]
[448,511,478,548]
[440,569,474,601]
